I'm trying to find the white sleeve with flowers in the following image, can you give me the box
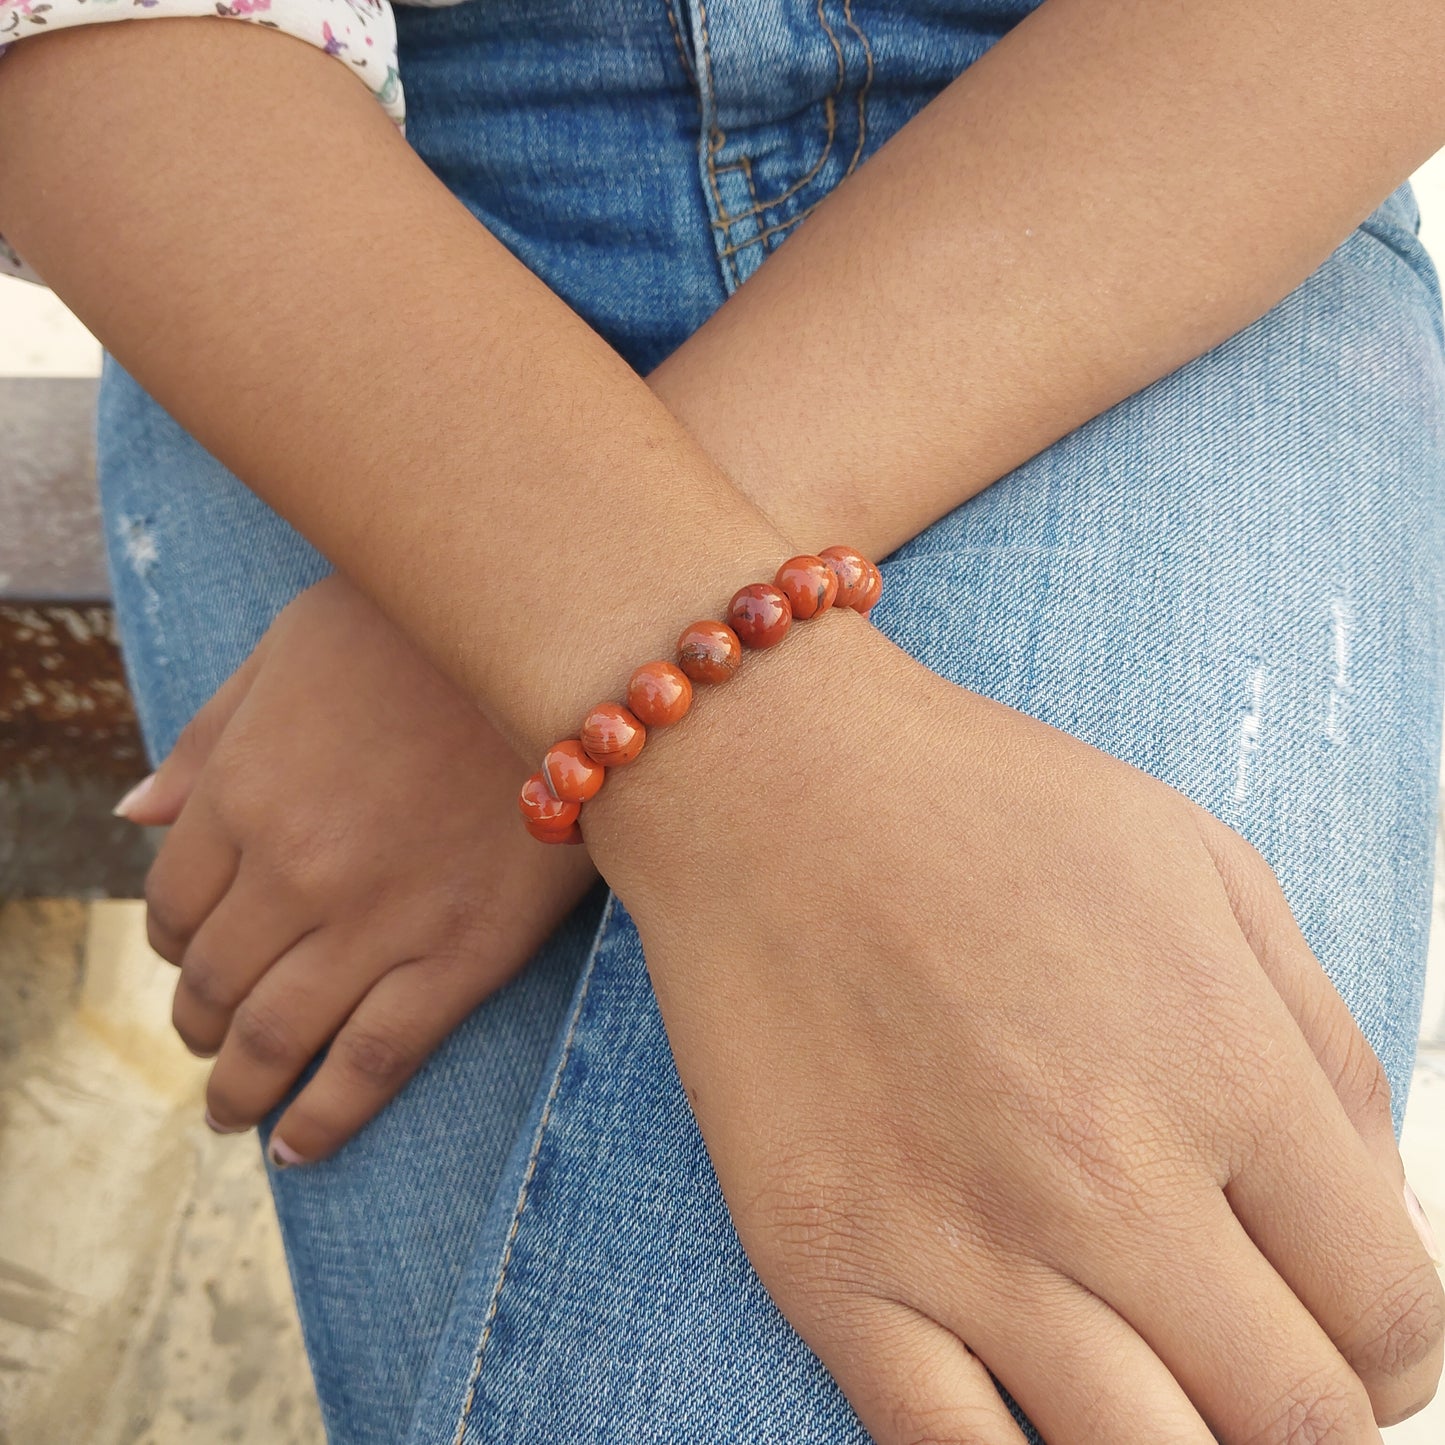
[0,0,405,284]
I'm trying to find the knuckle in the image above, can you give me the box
[204,1080,257,1129]
[179,953,243,1015]
[739,1175,885,1303]
[175,707,221,760]
[887,1405,996,1445]
[335,1025,419,1091]
[1242,1371,1377,1445]
[229,1000,304,1071]
[268,833,349,906]
[170,992,218,1057]
[171,1019,217,1059]
[145,909,184,965]
[143,873,193,958]
[1023,1074,1165,1220]
[1336,1026,1393,1126]
[1348,1261,1445,1384]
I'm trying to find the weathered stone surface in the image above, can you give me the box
[0,901,322,1445]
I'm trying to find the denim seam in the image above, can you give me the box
[718,200,821,258]
[712,0,872,261]
[1356,216,1445,353]
[661,0,695,89]
[695,0,743,288]
[450,890,618,1445]
[714,155,769,249]
[840,0,873,178]
[706,0,847,234]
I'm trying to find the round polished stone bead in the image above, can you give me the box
[626,660,693,728]
[819,545,870,610]
[676,620,743,683]
[581,702,647,766]
[519,772,581,831]
[727,583,793,649]
[774,554,838,620]
[542,738,606,803]
[523,816,584,845]
[852,559,884,615]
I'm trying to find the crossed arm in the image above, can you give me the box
[2,3,1441,756]
[3,6,1445,1441]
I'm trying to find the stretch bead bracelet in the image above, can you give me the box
[517,545,883,843]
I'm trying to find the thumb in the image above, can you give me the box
[114,641,267,826]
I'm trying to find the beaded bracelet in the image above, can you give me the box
[517,545,883,843]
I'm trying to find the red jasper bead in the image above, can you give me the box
[774,554,838,620]
[819,545,870,610]
[524,816,584,845]
[677,620,743,683]
[542,738,606,803]
[581,702,646,767]
[519,772,580,831]
[852,559,884,615]
[626,660,693,728]
[727,583,793,649]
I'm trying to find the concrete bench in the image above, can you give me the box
[1,377,152,897]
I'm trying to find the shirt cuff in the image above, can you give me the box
[0,0,404,284]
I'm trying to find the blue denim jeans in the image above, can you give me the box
[94,0,1445,1440]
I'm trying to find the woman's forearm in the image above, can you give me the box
[653,0,1445,557]
[0,20,792,760]
[3,0,1443,707]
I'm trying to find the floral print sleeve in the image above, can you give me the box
[0,0,405,283]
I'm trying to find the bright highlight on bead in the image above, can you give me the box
[519,772,580,830]
[727,583,793,649]
[543,738,606,803]
[627,660,693,728]
[853,559,884,615]
[774,555,838,620]
[819,544,870,610]
[519,545,881,841]
[581,702,647,767]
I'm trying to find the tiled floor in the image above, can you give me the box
[4,157,1445,1445]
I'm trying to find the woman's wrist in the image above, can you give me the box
[581,601,891,888]
[516,547,881,844]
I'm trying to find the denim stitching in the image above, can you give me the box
[740,155,769,251]
[714,155,770,250]
[718,196,822,258]
[662,0,695,88]
[695,0,743,288]
[451,891,618,1445]
[840,0,873,179]
[706,0,847,231]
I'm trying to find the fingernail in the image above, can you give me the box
[268,1137,306,1170]
[204,1109,250,1136]
[113,773,156,819]
[1404,1180,1442,1265]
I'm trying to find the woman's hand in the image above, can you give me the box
[121,576,598,1164]
[585,612,1444,1445]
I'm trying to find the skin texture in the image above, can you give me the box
[3,6,1445,1440]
